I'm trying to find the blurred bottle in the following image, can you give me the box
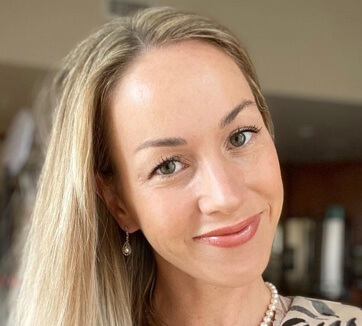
[284,217,316,294]
[320,205,345,299]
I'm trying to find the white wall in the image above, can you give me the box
[0,0,361,104]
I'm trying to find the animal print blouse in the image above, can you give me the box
[273,295,362,325]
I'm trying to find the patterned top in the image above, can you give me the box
[274,295,362,326]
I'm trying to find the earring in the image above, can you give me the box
[122,227,132,256]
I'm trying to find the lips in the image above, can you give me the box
[193,213,262,248]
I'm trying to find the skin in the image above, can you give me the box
[96,40,284,325]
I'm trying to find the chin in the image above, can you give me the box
[192,227,273,287]
[191,247,272,288]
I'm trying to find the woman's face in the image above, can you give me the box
[106,40,284,286]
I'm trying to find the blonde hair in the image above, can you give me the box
[9,6,274,326]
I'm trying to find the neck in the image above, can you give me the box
[152,261,271,326]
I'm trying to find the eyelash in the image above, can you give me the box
[148,125,262,180]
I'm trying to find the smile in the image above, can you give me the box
[193,213,262,248]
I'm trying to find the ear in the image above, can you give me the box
[95,172,140,233]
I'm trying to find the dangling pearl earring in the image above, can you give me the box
[122,227,132,256]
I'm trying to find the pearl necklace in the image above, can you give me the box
[260,282,279,326]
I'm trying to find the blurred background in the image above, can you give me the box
[0,0,361,323]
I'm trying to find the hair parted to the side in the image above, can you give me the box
[9,6,274,326]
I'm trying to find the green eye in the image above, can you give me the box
[228,125,262,148]
[159,161,177,175]
[230,132,246,147]
[150,155,183,179]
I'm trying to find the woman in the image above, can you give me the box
[10,6,362,326]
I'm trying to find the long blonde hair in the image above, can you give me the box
[9,6,274,326]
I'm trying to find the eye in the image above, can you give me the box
[228,125,261,148]
[150,155,184,179]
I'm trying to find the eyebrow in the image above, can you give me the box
[134,99,256,154]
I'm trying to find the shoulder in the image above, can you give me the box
[279,295,362,326]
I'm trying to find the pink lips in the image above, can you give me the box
[193,213,261,248]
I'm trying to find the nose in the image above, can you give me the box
[197,158,246,216]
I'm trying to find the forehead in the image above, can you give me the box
[110,40,256,151]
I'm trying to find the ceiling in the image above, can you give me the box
[0,0,361,163]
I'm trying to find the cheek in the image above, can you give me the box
[245,139,283,213]
[258,144,284,220]
[134,187,195,246]
[262,147,282,189]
